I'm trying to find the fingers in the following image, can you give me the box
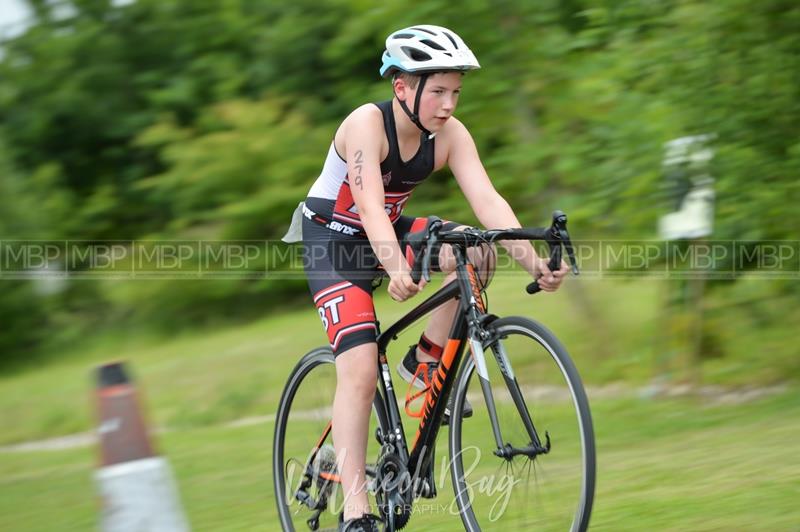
[388,281,404,301]
[537,265,558,292]
[536,259,570,292]
[388,273,423,302]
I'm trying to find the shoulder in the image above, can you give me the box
[440,116,473,145]
[335,104,385,155]
[344,103,384,131]
[437,116,475,162]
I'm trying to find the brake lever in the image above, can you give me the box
[559,228,579,275]
[526,210,577,294]
[410,219,441,284]
[421,234,436,283]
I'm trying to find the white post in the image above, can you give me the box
[93,362,190,531]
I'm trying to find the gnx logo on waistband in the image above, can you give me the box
[304,203,360,235]
[327,221,360,236]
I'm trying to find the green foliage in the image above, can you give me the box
[0,0,797,366]
[135,97,329,237]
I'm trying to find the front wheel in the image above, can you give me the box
[448,316,595,531]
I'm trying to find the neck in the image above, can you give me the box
[391,97,424,143]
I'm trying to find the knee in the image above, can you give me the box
[471,242,496,284]
[349,369,377,400]
[335,345,378,401]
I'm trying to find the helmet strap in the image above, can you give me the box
[395,73,434,140]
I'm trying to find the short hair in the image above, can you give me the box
[392,70,465,90]
[392,71,421,89]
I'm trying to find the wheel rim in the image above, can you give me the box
[450,321,595,531]
[274,350,388,531]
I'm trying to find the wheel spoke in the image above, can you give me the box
[449,317,595,531]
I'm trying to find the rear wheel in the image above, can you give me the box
[273,347,389,531]
[449,316,595,531]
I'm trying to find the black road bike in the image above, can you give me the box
[273,211,595,531]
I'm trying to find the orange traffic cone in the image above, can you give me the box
[94,361,190,531]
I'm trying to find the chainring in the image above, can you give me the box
[374,445,414,530]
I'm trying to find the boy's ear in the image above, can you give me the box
[393,77,410,102]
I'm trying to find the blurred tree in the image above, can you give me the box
[0,141,53,361]
[0,0,797,368]
[134,97,329,238]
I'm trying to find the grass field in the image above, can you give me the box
[2,392,797,530]
[1,277,798,530]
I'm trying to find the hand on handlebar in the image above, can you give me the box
[533,257,571,292]
[388,269,426,302]
[404,210,578,296]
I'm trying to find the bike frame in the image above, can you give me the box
[373,244,546,496]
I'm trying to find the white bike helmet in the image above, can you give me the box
[379,25,480,78]
[379,25,480,138]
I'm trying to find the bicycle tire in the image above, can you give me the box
[273,347,389,531]
[448,316,595,531]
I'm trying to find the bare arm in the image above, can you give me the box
[345,106,422,300]
[447,119,566,289]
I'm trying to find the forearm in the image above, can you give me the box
[360,209,408,276]
[474,194,540,277]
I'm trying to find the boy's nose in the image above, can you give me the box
[442,96,455,111]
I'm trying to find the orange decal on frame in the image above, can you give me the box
[411,338,461,448]
[465,263,486,312]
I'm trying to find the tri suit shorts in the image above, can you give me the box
[302,214,460,357]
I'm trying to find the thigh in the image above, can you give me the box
[434,225,497,282]
[395,215,461,272]
[395,216,496,278]
[303,219,380,357]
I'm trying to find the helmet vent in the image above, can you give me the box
[402,47,432,61]
[442,31,459,48]
[411,26,437,35]
[420,39,445,51]
[392,33,416,40]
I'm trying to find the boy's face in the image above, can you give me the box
[398,72,463,133]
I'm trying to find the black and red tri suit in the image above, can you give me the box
[302,100,459,356]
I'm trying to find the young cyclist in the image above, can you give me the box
[292,24,569,531]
